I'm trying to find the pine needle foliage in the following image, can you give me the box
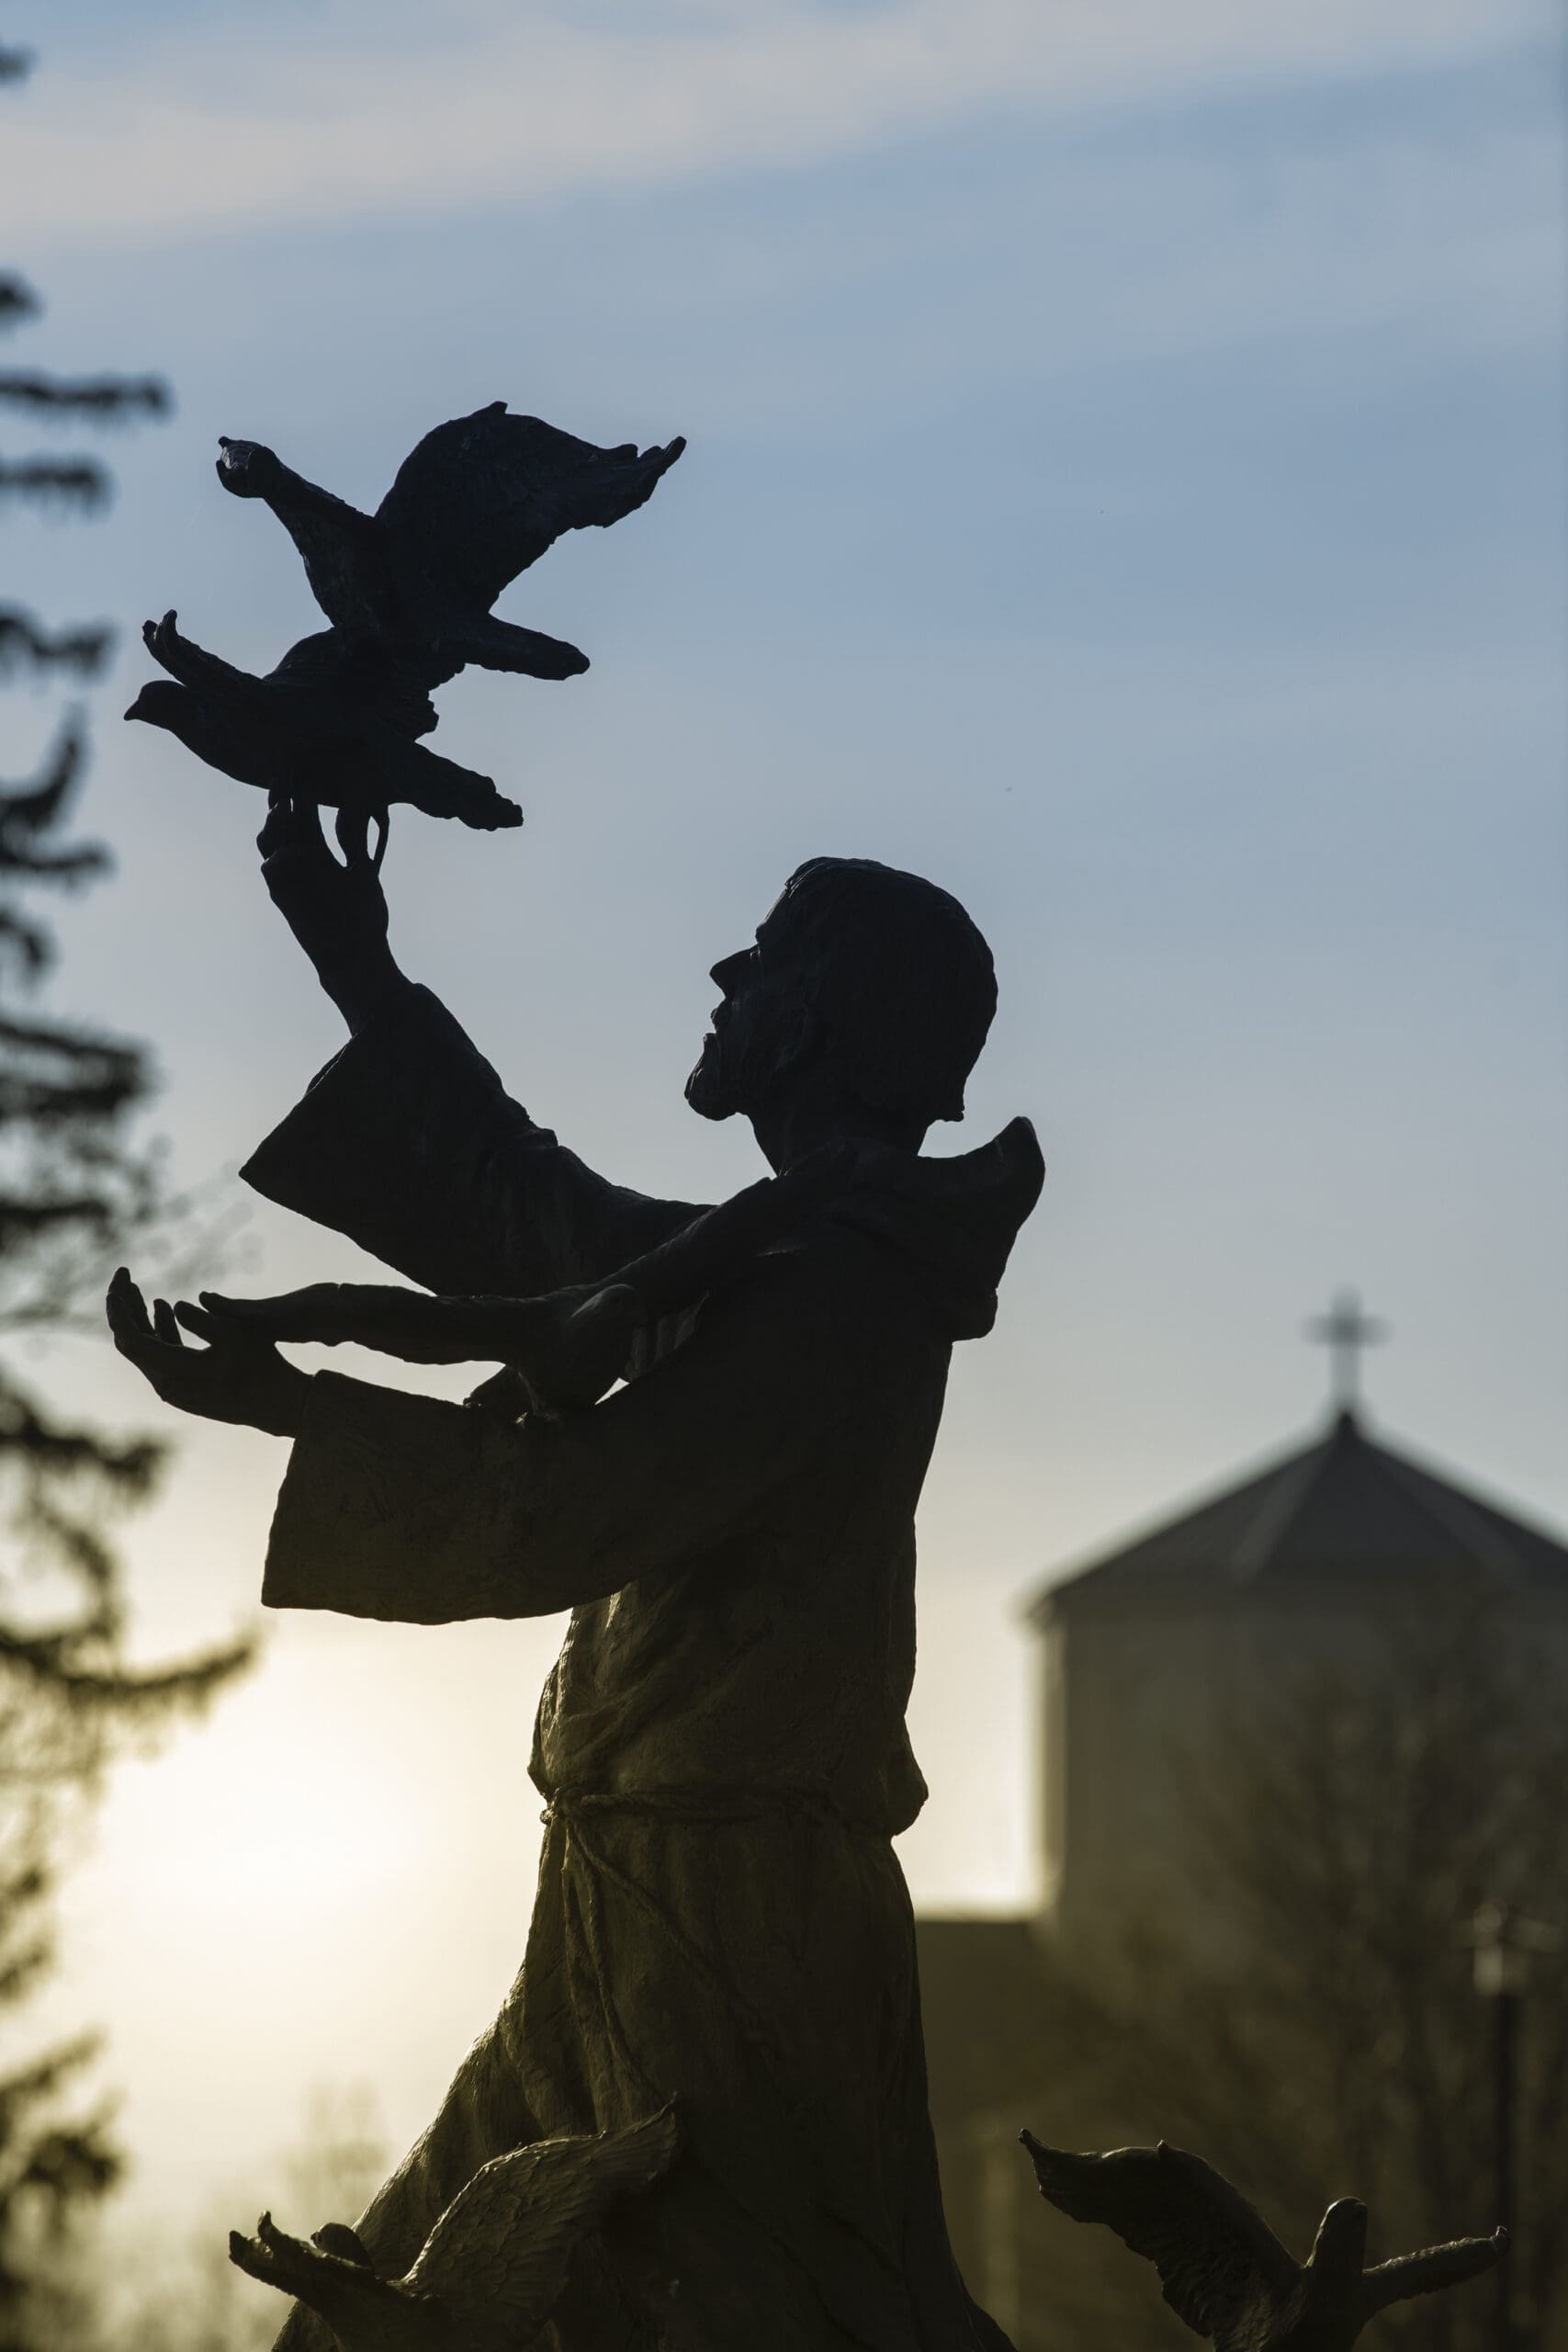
[0,44,252,2346]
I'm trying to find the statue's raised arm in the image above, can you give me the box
[243,793,705,1299]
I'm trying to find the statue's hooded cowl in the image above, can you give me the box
[243,981,1042,2352]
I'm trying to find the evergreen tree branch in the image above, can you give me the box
[0,58,239,2338]
[0,459,110,511]
[0,280,39,334]
[0,721,108,888]
[0,613,113,680]
[0,913,53,990]
[0,375,171,422]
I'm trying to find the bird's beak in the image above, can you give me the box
[124,686,162,725]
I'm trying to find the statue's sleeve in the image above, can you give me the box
[241,980,706,1297]
[260,1250,912,1621]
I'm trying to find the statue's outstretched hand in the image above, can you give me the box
[257,794,400,1032]
[190,1148,864,1416]
[194,1281,639,1414]
[106,1269,310,1436]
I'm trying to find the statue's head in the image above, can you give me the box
[685,857,997,1150]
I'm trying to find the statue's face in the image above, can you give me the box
[684,893,810,1122]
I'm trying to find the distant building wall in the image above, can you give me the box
[1038,1588,1568,1951]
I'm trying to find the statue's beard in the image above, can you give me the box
[684,1028,739,1121]
[685,1019,784,1123]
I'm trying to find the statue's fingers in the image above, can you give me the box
[257,791,329,864]
[106,1267,157,1358]
[333,803,372,870]
[199,1284,340,1341]
[1365,2230,1509,2313]
[107,1274,192,1406]
[173,1298,232,1347]
[152,1298,186,1348]
[198,1288,286,1327]
[256,791,289,859]
[202,1280,457,1356]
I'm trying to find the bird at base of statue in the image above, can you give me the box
[125,611,521,869]
[1021,2130,1507,2352]
[229,2105,680,2352]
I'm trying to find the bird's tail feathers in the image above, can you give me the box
[446,615,589,682]
[395,739,524,831]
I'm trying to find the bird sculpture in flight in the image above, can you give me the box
[216,403,683,687]
[228,2105,680,2352]
[126,613,520,867]
[1021,2131,1506,2352]
[127,402,683,864]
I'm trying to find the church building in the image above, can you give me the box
[915,1295,1568,2317]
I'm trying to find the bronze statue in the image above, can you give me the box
[107,402,1503,2352]
[108,791,1043,2351]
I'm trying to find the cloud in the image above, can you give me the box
[6,0,1548,246]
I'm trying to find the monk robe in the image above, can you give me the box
[243,980,1043,2352]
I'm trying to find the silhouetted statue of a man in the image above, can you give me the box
[112,799,1043,2352]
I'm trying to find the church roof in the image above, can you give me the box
[1028,1408,1568,1620]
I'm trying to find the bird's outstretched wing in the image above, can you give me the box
[142,610,268,706]
[377,401,684,611]
[1021,2133,1299,2342]
[406,2103,681,2331]
[270,628,447,740]
[1363,2230,1509,2315]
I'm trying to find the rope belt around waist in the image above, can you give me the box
[540,1783,885,1839]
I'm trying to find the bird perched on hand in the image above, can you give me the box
[125,610,521,865]
[228,2105,680,2352]
[1021,2131,1506,2352]
[215,402,684,687]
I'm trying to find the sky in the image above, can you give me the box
[3,0,1565,2236]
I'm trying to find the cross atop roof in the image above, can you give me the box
[1305,1288,1387,1416]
